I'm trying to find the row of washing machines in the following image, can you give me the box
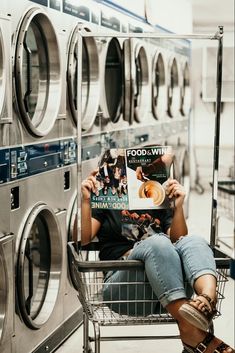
[0,1,191,352]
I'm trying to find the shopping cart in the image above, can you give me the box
[67,241,229,353]
[216,180,235,278]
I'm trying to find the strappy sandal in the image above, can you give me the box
[179,293,217,331]
[183,332,235,353]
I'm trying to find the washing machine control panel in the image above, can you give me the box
[0,139,77,184]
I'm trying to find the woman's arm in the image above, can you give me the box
[73,171,102,245]
[165,179,188,242]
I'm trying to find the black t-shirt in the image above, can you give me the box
[92,208,173,260]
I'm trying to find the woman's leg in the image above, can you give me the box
[129,233,187,306]
[174,235,217,295]
[175,235,218,329]
[103,233,186,315]
[103,234,234,352]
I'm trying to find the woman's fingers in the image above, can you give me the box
[166,179,186,199]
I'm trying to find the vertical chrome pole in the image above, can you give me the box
[76,30,83,242]
[210,26,223,247]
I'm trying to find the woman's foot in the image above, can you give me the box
[179,293,217,331]
[179,321,234,353]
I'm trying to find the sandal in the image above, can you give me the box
[179,293,217,331]
[183,332,235,353]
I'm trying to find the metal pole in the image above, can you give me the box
[76,29,83,242]
[79,29,221,41]
[210,26,224,247]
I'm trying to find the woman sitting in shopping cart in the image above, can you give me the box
[80,170,234,353]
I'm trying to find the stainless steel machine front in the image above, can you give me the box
[0,234,14,353]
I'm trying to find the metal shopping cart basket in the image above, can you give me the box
[67,241,230,353]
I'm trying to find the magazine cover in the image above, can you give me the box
[90,148,129,210]
[125,145,174,210]
[90,146,174,210]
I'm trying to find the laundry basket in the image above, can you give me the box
[67,241,229,353]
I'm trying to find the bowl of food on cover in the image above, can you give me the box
[139,180,165,206]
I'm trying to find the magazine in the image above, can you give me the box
[90,146,174,210]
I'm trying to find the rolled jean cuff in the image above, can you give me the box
[191,269,217,288]
[159,287,186,308]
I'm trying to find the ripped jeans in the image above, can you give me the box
[103,234,217,315]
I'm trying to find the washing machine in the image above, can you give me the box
[7,0,65,146]
[8,167,81,353]
[0,233,15,353]
[0,14,12,148]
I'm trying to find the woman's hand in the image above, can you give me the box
[82,170,99,201]
[166,178,186,209]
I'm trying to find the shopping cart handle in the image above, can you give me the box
[67,241,144,272]
[76,260,145,272]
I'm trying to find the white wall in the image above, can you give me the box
[145,0,192,33]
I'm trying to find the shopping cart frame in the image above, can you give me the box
[68,241,230,353]
[70,26,229,353]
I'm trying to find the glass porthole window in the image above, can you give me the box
[67,25,100,132]
[180,62,191,116]
[14,8,61,137]
[17,205,62,329]
[133,44,149,123]
[167,58,180,118]
[152,52,167,120]
[104,38,123,123]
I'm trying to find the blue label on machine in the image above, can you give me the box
[0,138,77,184]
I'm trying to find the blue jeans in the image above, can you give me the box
[103,234,217,315]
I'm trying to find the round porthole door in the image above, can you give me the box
[67,24,100,132]
[133,42,150,123]
[101,37,123,123]
[152,51,167,120]
[14,8,61,137]
[167,57,180,118]
[16,204,62,329]
[180,62,191,116]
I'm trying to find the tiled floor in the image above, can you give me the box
[55,190,235,353]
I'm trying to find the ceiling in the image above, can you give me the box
[192,0,234,30]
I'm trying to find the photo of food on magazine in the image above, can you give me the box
[90,145,174,210]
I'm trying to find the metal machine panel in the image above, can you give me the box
[0,14,12,150]
[0,234,14,353]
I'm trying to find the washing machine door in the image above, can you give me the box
[180,62,191,116]
[16,204,62,329]
[101,37,124,123]
[67,24,100,132]
[14,8,61,137]
[0,234,14,349]
[152,51,167,120]
[167,57,180,118]
[132,41,150,123]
